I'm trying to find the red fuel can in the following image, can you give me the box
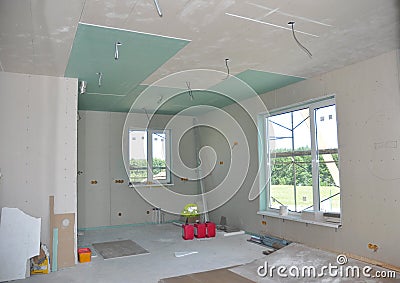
[206,222,216,238]
[182,224,194,240]
[194,223,206,238]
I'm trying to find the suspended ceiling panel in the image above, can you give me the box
[77,68,304,115]
[65,23,190,96]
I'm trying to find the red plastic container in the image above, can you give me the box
[182,224,194,240]
[78,248,91,263]
[206,222,216,238]
[194,223,206,238]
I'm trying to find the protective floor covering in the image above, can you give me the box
[92,239,149,259]
[159,268,255,283]
[230,243,399,282]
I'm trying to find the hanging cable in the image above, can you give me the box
[288,21,312,58]
[114,42,122,60]
[153,0,162,17]
[225,58,230,79]
[96,72,103,87]
[186,81,193,100]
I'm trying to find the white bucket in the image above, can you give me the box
[279,205,288,216]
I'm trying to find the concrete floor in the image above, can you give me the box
[14,224,398,282]
[16,223,266,283]
[230,243,399,282]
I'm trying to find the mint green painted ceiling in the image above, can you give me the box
[155,90,236,116]
[65,24,304,114]
[65,23,190,102]
[153,70,305,115]
[77,84,148,113]
[235,69,304,95]
[76,69,304,114]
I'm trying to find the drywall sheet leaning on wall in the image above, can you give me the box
[0,207,41,281]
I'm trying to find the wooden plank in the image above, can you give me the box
[49,196,55,271]
[272,148,338,158]
[344,252,400,273]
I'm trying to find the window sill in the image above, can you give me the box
[257,210,341,229]
[129,183,174,188]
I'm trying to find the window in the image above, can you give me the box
[129,129,171,185]
[264,98,340,214]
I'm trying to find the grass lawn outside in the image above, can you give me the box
[270,185,340,213]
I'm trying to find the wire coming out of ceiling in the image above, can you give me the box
[288,21,312,58]
[79,80,87,94]
[186,81,193,100]
[114,42,122,60]
[153,0,163,17]
[225,58,230,78]
[96,72,103,87]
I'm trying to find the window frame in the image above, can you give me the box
[128,128,171,185]
[262,96,340,217]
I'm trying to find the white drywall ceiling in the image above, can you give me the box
[0,0,399,83]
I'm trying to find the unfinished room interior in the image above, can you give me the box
[1,0,400,282]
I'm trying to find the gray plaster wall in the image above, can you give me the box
[77,111,200,228]
[201,49,400,267]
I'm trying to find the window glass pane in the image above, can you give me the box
[268,112,292,153]
[152,132,167,181]
[129,130,147,183]
[315,105,340,213]
[268,108,312,212]
[293,109,310,151]
[269,184,295,211]
[315,105,338,150]
[294,157,313,211]
[266,100,340,215]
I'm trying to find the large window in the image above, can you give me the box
[265,98,340,214]
[129,129,171,185]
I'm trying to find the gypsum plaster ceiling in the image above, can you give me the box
[0,0,399,113]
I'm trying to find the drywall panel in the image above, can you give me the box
[201,49,400,267]
[0,72,77,262]
[77,111,111,228]
[0,207,41,282]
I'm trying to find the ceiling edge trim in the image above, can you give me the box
[240,68,308,79]
[79,22,192,42]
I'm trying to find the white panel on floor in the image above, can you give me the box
[0,207,41,282]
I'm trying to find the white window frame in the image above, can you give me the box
[259,96,341,227]
[129,129,171,185]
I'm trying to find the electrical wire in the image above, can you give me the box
[186,81,193,100]
[153,0,163,17]
[96,72,103,87]
[225,58,230,79]
[288,21,312,58]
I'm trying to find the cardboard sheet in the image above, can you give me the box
[159,268,255,283]
[49,196,75,270]
[0,207,41,281]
